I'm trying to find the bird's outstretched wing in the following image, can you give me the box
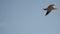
[43,8,47,10]
[45,10,51,16]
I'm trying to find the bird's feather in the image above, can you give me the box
[45,10,51,16]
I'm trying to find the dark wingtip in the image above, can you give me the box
[45,13,48,16]
[45,11,51,16]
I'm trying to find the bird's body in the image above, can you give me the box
[43,4,56,16]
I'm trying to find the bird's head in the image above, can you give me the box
[52,4,56,8]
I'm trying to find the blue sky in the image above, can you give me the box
[0,0,60,34]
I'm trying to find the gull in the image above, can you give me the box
[43,4,56,16]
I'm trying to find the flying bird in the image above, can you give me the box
[43,4,56,16]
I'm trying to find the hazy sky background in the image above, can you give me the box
[0,0,60,34]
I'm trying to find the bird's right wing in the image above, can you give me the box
[45,10,51,16]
